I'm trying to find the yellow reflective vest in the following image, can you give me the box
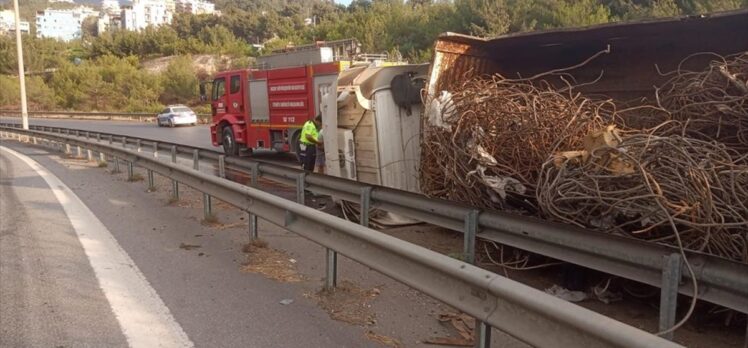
[300,120,318,145]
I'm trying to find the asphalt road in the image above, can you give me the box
[0,117,298,163]
[0,146,129,347]
[0,142,378,347]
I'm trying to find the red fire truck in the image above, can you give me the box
[202,43,358,156]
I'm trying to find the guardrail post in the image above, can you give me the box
[203,193,212,220]
[360,187,372,227]
[127,161,134,181]
[475,322,492,348]
[218,155,226,178]
[76,146,83,158]
[96,133,101,142]
[297,171,336,290]
[659,253,682,341]
[325,248,338,290]
[121,136,127,148]
[464,210,479,264]
[170,146,179,201]
[75,130,79,137]
[113,157,120,173]
[190,149,212,220]
[32,136,37,145]
[153,142,158,158]
[136,139,141,153]
[250,162,259,186]
[248,212,258,240]
[247,162,260,240]
[463,210,491,348]
[147,169,155,191]
[84,131,89,139]
[87,149,93,162]
[296,173,306,205]
[109,134,113,145]
[99,152,106,164]
[65,129,70,135]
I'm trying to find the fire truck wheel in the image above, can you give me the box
[290,130,302,161]
[222,126,238,156]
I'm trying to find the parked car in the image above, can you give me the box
[157,105,198,127]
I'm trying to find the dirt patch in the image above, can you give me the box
[201,214,220,225]
[306,281,380,326]
[214,200,236,210]
[424,312,475,347]
[179,243,201,250]
[241,240,301,282]
[364,330,403,348]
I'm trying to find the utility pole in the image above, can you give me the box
[13,0,28,130]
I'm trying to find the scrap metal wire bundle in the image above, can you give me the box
[656,52,748,152]
[421,73,616,212]
[537,126,748,263]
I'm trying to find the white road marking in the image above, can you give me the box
[1,146,194,348]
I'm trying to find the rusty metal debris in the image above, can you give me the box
[424,312,475,347]
[656,52,748,153]
[421,51,616,213]
[421,49,748,265]
[364,330,403,348]
[538,126,748,263]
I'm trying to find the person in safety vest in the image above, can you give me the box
[299,114,322,171]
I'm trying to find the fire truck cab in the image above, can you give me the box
[205,42,360,156]
[207,62,339,155]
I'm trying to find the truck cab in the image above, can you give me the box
[206,48,343,156]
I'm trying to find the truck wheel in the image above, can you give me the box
[222,126,238,156]
[290,130,302,162]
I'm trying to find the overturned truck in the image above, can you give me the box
[423,10,748,262]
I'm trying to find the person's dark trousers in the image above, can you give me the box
[303,144,317,171]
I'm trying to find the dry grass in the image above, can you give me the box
[127,173,144,182]
[201,214,219,225]
[242,239,268,252]
[307,281,380,326]
[241,240,301,282]
[364,331,403,348]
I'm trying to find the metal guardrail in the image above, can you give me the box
[0,110,211,123]
[4,122,747,322]
[0,126,683,348]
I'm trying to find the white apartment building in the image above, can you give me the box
[101,0,121,16]
[0,10,30,35]
[175,0,216,15]
[35,7,98,41]
[121,0,175,31]
[98,12,111,35]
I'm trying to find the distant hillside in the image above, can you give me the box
[141,54,248,76]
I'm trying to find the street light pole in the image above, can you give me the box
[13,0,28,130]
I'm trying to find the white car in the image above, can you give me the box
[157,106,198,127]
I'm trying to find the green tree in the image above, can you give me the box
[160,55,198,104]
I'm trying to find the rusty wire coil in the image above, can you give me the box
[420,73,616,212]
[537,126,748,263]
[656,52,748,152]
